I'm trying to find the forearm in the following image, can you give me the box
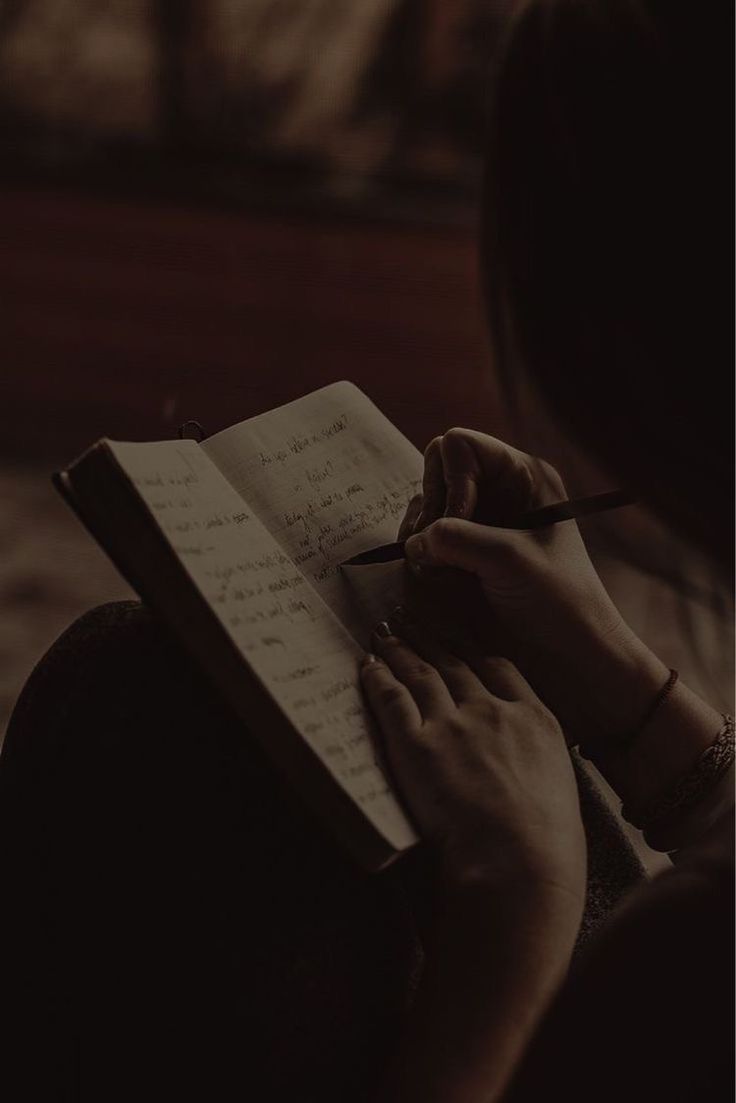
[569,620,730,850]
[379,878,582,1103]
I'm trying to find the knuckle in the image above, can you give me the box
[406,660,437,682]
[411,733,440,758]
[430,516,464,548]
[424,436,443,460]
[445,713,470,738]
[484,655,516,674]
[516,460,536,499]
[442,426,470,445]
[377,684,406,708]
[476,700,501,726]
[537,458,566,495]
[483,652,518,679]
[532,697,558,726]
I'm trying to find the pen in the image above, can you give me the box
[342,489,635,567]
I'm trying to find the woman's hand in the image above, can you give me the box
[398,429,669,749]
[361,617,586,908]
[362,619,588,1103]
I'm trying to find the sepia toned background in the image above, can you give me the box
[1,0,732,876]
[0,0,508,737]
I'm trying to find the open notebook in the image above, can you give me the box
[56,382,424,869]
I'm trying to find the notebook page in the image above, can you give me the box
[202,382,423,644]
[107,439,416,851]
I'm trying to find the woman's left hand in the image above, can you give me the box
[361,616,586,909]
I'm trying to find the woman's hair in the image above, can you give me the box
[481,0,733,568]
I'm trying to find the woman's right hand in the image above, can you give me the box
[399,429,669,749]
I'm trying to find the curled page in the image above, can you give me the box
[339,560,409,648]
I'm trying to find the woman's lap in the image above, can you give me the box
[0,601,422,1102]
[0,600,645,1100]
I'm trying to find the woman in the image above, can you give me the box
[365,0,733,1098]
[1,1,732,1100]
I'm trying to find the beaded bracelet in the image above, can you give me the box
[578,668,679,761]
[621,713,735,831]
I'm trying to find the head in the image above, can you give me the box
[482,0,733,572]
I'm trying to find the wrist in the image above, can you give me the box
[438,840,586,930]
[612,687,727,835]
[569,617,670,744]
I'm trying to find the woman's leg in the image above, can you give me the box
[0,602,422,1102]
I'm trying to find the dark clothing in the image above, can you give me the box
[507,811,734,1102]
[0,602,653,1101]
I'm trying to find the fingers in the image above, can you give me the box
[460,652,531,702]
[405,515,530,577]
[371,625,456,718]
[391,615,488,704]
[360,650,440,838]
[360,654,422,733]
[362,618,538,755]
[441,428,537,519]
[439,430,480,519]
[417,428,566,530]
[397,493,423,541]
[387,603,531,704]
[415,437,445,531]
[409,430,560,546]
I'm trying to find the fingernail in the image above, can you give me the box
[362,652,379,666]
[389,608,415,637]
[374,621,393,639]
[405,533,426,562]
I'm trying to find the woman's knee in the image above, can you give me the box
[2,600,196,771]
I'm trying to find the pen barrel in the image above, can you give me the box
[513,489,635,529]
[343,490,635,565]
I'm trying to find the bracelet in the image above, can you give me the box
[578,668,679,761]
[621,713,735,831]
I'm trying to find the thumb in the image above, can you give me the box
[405,517,529,578]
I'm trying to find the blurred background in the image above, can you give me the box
[1,0,732,826]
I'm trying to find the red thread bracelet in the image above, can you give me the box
[578,668,679,761]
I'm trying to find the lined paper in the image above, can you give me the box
[203,381,423,644]
[108,438,416,851]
